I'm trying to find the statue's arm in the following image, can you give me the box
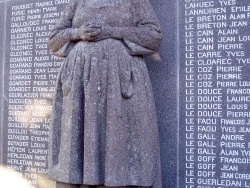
[48,0,80,54]
[110,0,162,52]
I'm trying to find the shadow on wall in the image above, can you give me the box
[0,166,55,188]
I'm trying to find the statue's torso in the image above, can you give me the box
[72,0,134,28]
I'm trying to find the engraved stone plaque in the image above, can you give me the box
[1,0,69,186]
[180,0,250,187]
[0,0,174,187]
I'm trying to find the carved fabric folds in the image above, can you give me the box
[48,0,162,187]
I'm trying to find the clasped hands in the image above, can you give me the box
[78,20,112,42]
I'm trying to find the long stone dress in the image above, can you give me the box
[48,0,162,187]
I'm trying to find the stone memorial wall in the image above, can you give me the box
[180,0,250,187]
[0,0,249,188]
[0,0,175,187]
[2,0,68,186]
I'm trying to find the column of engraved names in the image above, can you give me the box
[218,1,250,188]
[193,0,223,186]
[8,3,35,184]
[184,0,222,187]
[183,0,250,187]
[5,1,68,186]
[184,0,195,187]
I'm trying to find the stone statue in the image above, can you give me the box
[48,0,162,187]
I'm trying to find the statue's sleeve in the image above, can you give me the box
[48,0,79,57]
[123,0,162,55]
